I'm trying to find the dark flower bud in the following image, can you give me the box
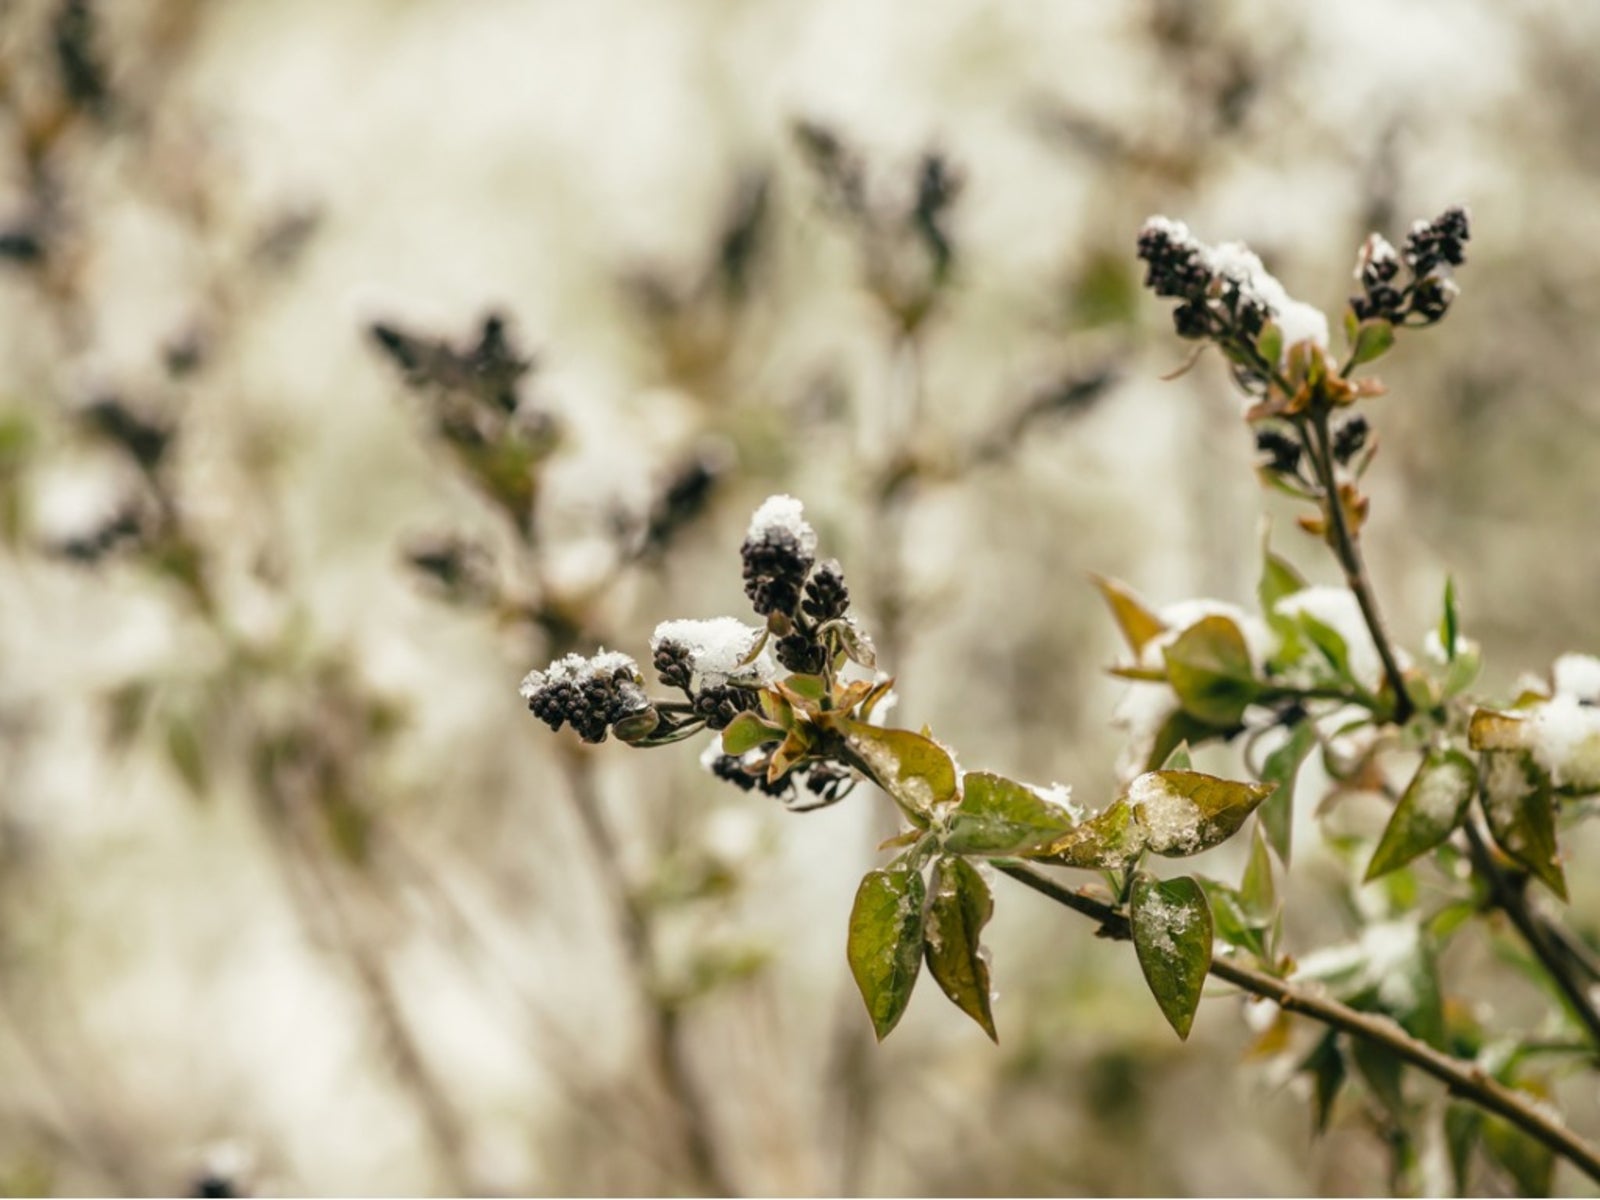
[1332,416,1370,465]
[652,639,694,693]
[693,684,757,731]
[775,632,826,675]
[1350,283,1406,324]
[1408,272,1459,324]
[1356,233,1401,288]
[802,762,856,804]
[1137,217,1213,301]
[708,751,792,799]
[519,652,649,744]
[1254,428,1302,475]
[1172,299,1210,339]
[801,560,850,623]
[741,496,817,619]
[1403,206,1470,274]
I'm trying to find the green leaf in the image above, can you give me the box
[1040,797,1146,870]
[1196,877,1268,961]
[944,772,1077,856]
[1257,720,1316,864]
[1091,574,1167,657]
[1483,1110,1554,1197]
[1296,610,1353,682]
[1160,741,1193,771]
[1365,750,1477,881]
[923,857,998,1041]
[720,711,784,755]
[1299,1031,1346,1133]
[1255,321,1283,370]
[1163,615,1261,727]
[1239,826,1276,924]
[834,718,958,829]
[1130,872,1212,1039]
[1348,317,1395,367]
[780,674,828,703]
[1258,539,1306,618]
[1130,769,1276,857]
[1350,1037,1406,1123]
[1444,1103,1480,1196]
[1480,751,1567,900]
[1440,577,1460,664]
[846,856,927,1041]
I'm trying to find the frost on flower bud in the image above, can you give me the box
[1137,217,1213,301]
[741,495,817,618]
[802,560,850,623]
[1403,205,1470,275]
[1408,272,1459,324]
[519,651,651,744]
[1350,233,1407,322]
[1356,233,1402,287]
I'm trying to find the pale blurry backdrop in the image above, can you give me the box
[1,0,1599,1194]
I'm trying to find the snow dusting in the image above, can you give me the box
[1526,694,1600,790]
[746,493,818,554]
[1274,586,1391,690]
[1129,773,1203,854]
[1207,240,1330,354]
[1553,653,1600,704]
[519,649,644,699]
[651,617,775,687]
[1137,890,1193,955]
[1411,756,1474,823]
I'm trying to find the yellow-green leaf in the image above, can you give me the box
[834,718,957,828]
[1129,769,1276,857]
[846,857,927,1041]
[1257,720,1315,863]
[1163,615,1260,727]
[924,857,997,1041]
[944,772,1077,856]
[1092,574,1167,657]
[721,710,784,755]
[1481,750,1566,900]
[1365,750,1476,881]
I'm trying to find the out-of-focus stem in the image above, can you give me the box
[1461,816,1600,1056]
[555,749,736,1196]
[822,329,925,1195]
[994,861,1600,1185]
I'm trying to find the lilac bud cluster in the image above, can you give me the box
[742,522,815,619]
[520,652,651,744]
[1350,207,1469,326]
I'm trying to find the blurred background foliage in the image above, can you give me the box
[0,0,1598,1193]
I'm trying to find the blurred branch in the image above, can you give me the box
[994,861,1600,1185]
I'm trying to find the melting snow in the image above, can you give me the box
[1130,773,1203,854]
[746,493,818,554]
[651,617,775,687]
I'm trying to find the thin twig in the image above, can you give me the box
[1296,410,1413,724]
[994,861,1600,1185]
